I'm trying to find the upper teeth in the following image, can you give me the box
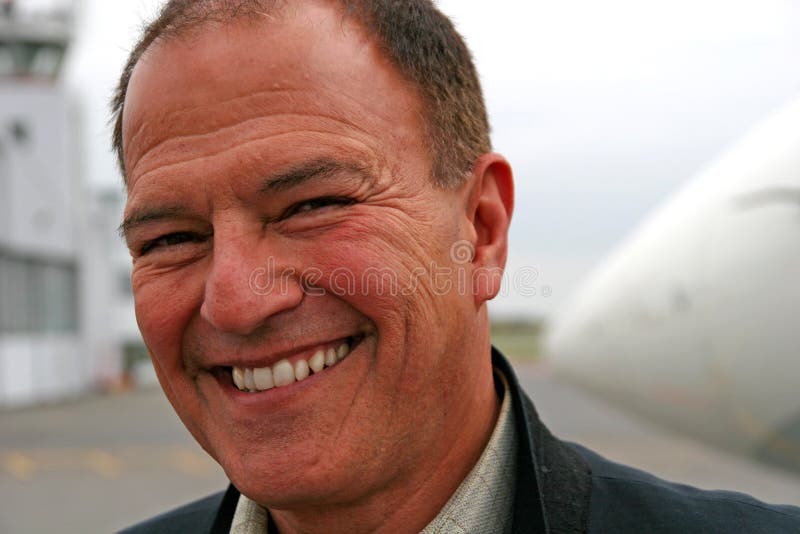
[232,341,352,392]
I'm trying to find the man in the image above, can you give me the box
[113,1,800,532]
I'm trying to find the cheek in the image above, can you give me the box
[132,265,204,367]
[301,220,461,349]
[326,215,441,274]
[301,222,426,300]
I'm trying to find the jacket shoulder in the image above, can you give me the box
[570,443,800,533]
[118,489,232,534]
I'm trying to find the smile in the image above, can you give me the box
[229,335,362,393]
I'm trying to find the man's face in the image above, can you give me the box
[121,2,488,506]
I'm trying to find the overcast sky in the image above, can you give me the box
[54,0,800,318]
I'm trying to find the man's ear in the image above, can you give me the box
[464,153,514,306]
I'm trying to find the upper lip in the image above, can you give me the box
[198,334,360,370]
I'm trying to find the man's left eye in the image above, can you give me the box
[281,196,355,219]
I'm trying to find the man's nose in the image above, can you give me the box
[200,237,304,336]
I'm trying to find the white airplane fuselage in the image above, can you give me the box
[545,96,800,470]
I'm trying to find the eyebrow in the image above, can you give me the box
[118,204,194,242]
[259,158,369,193]
[119,158,371,241]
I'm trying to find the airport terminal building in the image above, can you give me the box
[0,3,89,406]
[0,2,145,407]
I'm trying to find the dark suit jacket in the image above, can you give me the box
[120,349,800,533]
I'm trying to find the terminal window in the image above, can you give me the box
[0,249,78,334]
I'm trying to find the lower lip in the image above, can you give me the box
[211,338,364,407]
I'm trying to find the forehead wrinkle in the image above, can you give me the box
[129,128,376,188]
[126,87,370,172]
[124,86,297,166]
[129,110,371,182]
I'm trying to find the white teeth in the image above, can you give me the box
[232,367,245,390]
[295,359,310,381]
[309,350,325,373]
[231,339,356,392]
[244,368,256,391]
[253,367,274,390]
[273,359,295,387]
[325,348,337,367]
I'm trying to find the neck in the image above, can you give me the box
[270,327,500,534]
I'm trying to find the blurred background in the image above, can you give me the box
[1,0,799,532]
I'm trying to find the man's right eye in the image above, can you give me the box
[139,232,205,255]
[279,196,355,220]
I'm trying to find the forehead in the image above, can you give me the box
[121,0,425,188]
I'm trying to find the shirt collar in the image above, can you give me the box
[420,368,518,534]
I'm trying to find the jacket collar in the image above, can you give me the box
[492,347,592,534]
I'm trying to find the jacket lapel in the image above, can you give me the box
[493,348,592,534]
[209,483,241,533]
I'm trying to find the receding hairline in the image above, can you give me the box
[117,1,409,179]
[119,3,430,183]
[112,0,491,188]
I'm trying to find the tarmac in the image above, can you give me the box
[1,361,799,533]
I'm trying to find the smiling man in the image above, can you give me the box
[113,1,800,533]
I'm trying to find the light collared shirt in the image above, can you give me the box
[230,370,518,534]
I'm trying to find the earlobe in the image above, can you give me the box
[465,153,514,305]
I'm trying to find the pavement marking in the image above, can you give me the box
[3,452,37,481]
[170,447,219,477]
[0,446,221,481]
[85,449,123,479]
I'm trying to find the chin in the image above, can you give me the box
[227,458,361,510]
